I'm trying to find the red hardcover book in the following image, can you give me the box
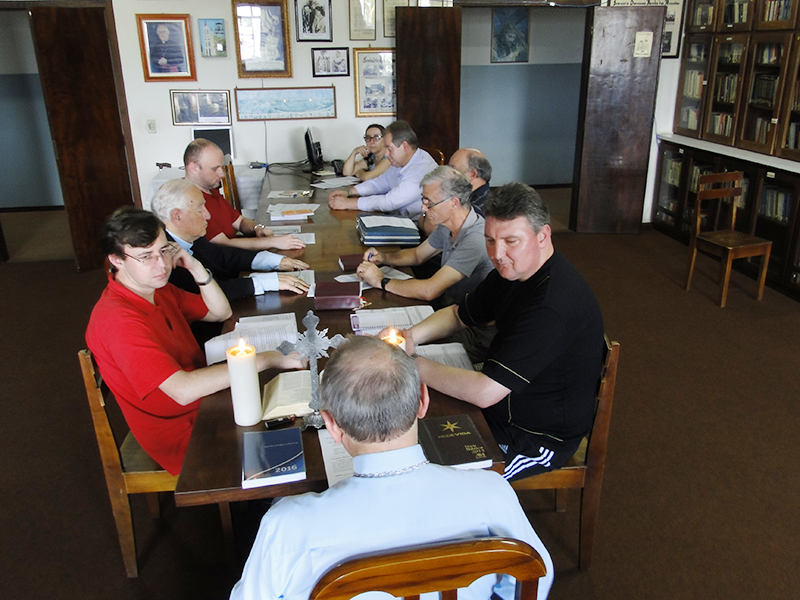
[338,253,364,272]
[314,281,361,310]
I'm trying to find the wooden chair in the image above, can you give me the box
[309,537,547,600]
[510,337,620,570]
[421,147,445,165]
[78,349,232,577]
[685,171,772,308]
[221,154,242,212]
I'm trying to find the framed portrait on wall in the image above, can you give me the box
[353,48,395,117]
[295,0,332,42]
[136,14,196,82]
[608,0,685,58]
[312,48,350,77]
[170,90,231,126]
[383,0,409,38]
[490,8,529,64]
[232,0,293,78]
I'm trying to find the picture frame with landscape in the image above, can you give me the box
[235,87,336,121]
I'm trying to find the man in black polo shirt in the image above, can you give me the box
[400,182,605,482]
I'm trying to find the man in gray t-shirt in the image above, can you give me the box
[357,166,494,307]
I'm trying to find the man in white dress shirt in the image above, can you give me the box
[327,120,438,219]
[230,336,553,600]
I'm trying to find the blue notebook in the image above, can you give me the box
[242,428,306,489]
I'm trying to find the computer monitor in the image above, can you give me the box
[192,127,233,159]
[304,128,324,172]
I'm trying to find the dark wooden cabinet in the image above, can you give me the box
[675,35,714,138]
[754,0,800,30]
[704,33,750,144]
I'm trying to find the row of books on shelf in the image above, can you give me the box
[662,157,682,187]
[709,111,735,135]
[242,411,494,489]
[760,187,792,222]
[690,166,715,192]
[694,5,714,26]
[713,73,739,103]
[750,74,779,107]
[655,210,676,226]
[722,1,749,24]
[784,120,800,148]
[755,44,783,67]
[719,44,744,65]
[658,197,679,213]
[763,0,793,22]
[683,70,705,99]
[751,116,772,144]
[681,106,701,130]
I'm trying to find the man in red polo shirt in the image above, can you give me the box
[183,139,305,252]
[86,208,305,474]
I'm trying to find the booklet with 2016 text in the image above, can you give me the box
[242,427,306,489]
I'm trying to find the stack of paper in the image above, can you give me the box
[356,215,420,246]
[350,305,434,336]
[204,313,298,365]
[310,176,360,189]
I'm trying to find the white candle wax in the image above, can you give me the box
[381,329,406,351]
[226,341,262,427]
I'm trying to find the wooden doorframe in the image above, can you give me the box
[0,0,140,271]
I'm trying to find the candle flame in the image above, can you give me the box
[237,338,246,352]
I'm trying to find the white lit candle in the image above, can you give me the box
[226,339,262,427]
[381,329,406,351]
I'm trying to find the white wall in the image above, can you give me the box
[111,0,398,201]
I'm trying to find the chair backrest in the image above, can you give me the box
[421,146,445,165]
[78,349,127,482]
[309,537,547,600]
[583,337,620,479]
[221,154,241,212]
[692,171,743,238]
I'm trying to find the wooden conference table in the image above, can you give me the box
[174,170,503,508]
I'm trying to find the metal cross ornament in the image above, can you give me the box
[277,310,345,429]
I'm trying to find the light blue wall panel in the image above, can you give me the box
[460,63,582,187]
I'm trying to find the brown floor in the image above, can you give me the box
[537,186,571,232]
[0,209,75,263]
[1,227,799,599]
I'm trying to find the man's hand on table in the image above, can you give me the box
[266,234,306,251]
[357,261,384,289]
[362,247,383,264]
[277,273,310,295]
[279,257,310,271]
[257,350,308,371]
[327,189,359,211]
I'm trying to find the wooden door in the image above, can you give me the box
[571,7,664,233]
[29,5,136,271]
[395,7,461,162]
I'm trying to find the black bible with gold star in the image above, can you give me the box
[418,414,492,470]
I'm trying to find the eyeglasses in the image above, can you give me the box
[124,242,179,266]
[364,134,383,142]
[421,195,451,209]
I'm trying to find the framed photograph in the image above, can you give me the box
[312,47,349,77]
[232,0,292,78]
[383,0,408,38]
[295,0,332,42]
[608,0,685,58]
[349,0,376,41]
[491,8,529,64]
[198,18,227,58]
[170,90,232,126]
[136,14,196,82]
[235,86,337,120]
[353,48,395,117]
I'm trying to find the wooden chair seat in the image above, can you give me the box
[511,338,619,570]
[421,147,445,165]
[685,171,772,307]
[79,349,231,577]
[221,154,241,212]
[309,537,547,600]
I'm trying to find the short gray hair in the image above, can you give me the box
[150,178,195,222]
[484,182,550,233]
[467,152,492,182]
[320,336,420,443]
[421,166,473,207]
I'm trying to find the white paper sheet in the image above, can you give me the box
[317,428,354,486]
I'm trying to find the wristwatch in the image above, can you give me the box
[196,268,214,286]
[253,223,266,233]
[381,277,390,291]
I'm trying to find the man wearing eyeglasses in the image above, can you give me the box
[327,120,437,219]
[355,166,494,308]
[151,179,310,302]
[86,208,305,475]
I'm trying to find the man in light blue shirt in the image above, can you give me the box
[327,120,438,219]
[230,336,553,600]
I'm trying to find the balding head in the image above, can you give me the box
[449,148,491,190]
